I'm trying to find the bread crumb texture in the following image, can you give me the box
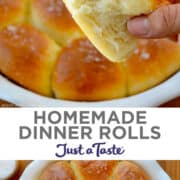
[63,0,155,61]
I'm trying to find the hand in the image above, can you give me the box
[127,3,180,41]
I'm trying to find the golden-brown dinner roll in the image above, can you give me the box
[125,39,180,95]
[0,24,60,96]
[62,0,158,62]
[39,161,76,180]
[52,38,127,101]
[71,161,119,180]
[152,39,180,78]
[20,160,151,180]
[112,161,149,180]
[30,0,84,46]
[0,0,27,29]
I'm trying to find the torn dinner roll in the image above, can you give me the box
[62,0,157,62]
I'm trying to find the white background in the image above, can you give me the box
[0,108,179,160]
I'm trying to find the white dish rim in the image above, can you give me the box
[0,72,179,107]
[19,160,171,180]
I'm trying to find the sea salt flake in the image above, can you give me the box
[140,52,150,60]
[7,25,17,33]
[134,48,139,54]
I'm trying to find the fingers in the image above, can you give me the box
[127,4,180,38]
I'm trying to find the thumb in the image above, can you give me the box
[127,4,180,38]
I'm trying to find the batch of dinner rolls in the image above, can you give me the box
[0,0,179,101]
[0,160,150,180]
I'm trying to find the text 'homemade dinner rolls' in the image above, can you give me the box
[0,24,60,96]
[0,0,27,29]
[30,0,84,46]
[52,38,127,101]
[20,160,150,180]
[62,0,156,62]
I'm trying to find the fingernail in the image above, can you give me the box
[127,17,150,37]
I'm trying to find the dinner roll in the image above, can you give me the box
[125,39,180,95]
[0,0,179,103]
[30,0,84,46]
[0,0,27,29]
[20,160,150,180]
[39,161,76,180]
[0,24,60,96]
[152,39,180,78]
[112,161,149,180]
[71,161,119,180]
[62,0,157,62]
[52,38,127,101]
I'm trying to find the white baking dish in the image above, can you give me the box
[0,72,179,107]
[19,160,170,180]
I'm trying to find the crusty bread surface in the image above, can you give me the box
[30,0,84,46]
[0,24,60,96]
[19,160,150,180]
[0,0,27,29]
[52,38,127,101]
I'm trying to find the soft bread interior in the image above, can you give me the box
[62,0,155,62]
